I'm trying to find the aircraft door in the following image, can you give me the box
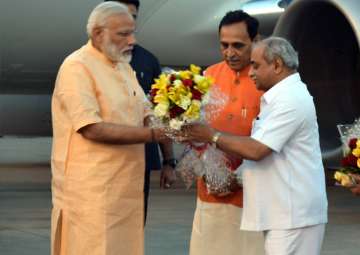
[274,0,360,167]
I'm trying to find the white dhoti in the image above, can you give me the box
[189,199,265,255]
[264,224,326,255]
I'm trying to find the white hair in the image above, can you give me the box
[255,36,299,70]
[86,1,131,38]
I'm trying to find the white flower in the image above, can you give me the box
[173,79,183,87]
[154,103,169,117]
[193,74,205,84]
[178,95,192,110]
[201,92,210,104]
[169,118,184,130]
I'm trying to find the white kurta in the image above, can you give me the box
[238,73,328,231]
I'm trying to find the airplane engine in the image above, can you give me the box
[274,0,360,167]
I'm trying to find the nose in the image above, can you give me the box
[225,46,236,58]
[248,67,255,79]
[127,33,136,45]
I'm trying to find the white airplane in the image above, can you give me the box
[0,0,359,167]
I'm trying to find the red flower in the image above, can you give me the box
[183,79,193,87]
[169,105,185,118]
[191,88,202,100]
[150,88,158,97]
[349,138,358,150]
[341,154,358,167]
[149,89,158,103]
[170,74,177,82]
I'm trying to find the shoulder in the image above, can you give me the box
[205,61,227,75]
[133,45,159,63]
[61,46,93,70]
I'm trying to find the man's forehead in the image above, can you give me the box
[106,14,135,28]
[252,44,265,56]
[220,22,250,39]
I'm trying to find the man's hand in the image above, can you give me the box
[160,165,176,189]
[349,174,360,196]
[152,128,171,143]
[350,185,360,196]
[182,123,215,143]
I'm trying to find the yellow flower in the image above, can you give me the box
[154,101,169,117]
[357,139,360,149]
[184,100,201,120]
[193,75,214,94]
[190,64,201,75]
[334,171,354,187]
[168,82,192,109]
[179,70,192,80]
[153,92,169,105]
[352,148,360,157]
[151,74,169,92]
[358,158,360,168]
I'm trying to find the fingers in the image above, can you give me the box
[160,170,176,189]
[153,128,171,142]
[349,174,360,183]
[160,171,166,188]
[350,187,360,196]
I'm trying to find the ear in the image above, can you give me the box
[273,57,284,74]
[92,26,104,44]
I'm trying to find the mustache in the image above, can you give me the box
[122,47,133,53]
[226,57,240,62]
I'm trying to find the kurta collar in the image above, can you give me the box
[223,61,251,78]
[262,73,301,104]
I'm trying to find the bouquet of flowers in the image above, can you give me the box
[149,64,214,131]
[148,64,234,193]
[334,118,360,187]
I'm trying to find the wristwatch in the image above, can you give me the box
[162,158,178,168]
[211,131,221,145]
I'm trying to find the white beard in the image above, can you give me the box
[101,34,132,63]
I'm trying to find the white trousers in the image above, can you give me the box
[189,199,265,255]
[264,224,326,255]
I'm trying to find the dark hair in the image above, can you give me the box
[104,0,140,10]
[219,10,259,41]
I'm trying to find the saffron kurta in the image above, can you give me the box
[51,41,148,255]
[190,61,264,255]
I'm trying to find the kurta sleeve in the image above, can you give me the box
[55,61,103,132]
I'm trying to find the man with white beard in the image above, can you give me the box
[50,2,168,255]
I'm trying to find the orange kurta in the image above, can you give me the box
[51,41,147,255]
[197,61,262,207]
